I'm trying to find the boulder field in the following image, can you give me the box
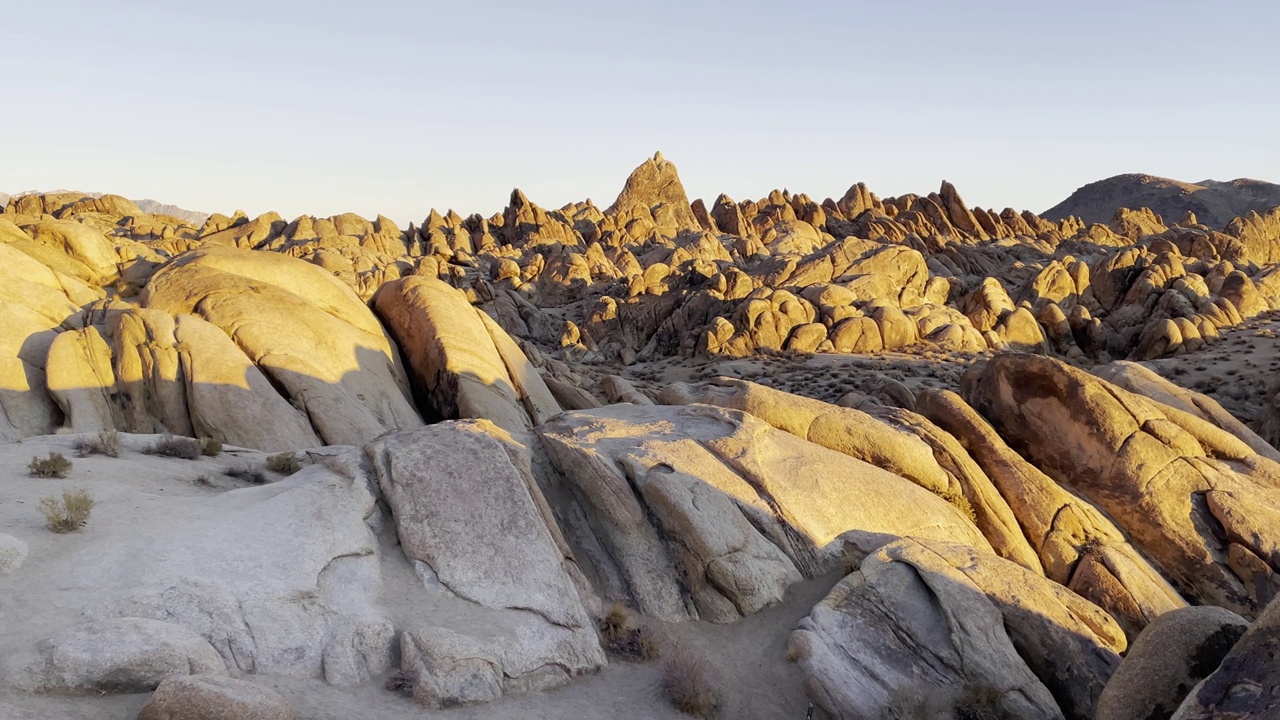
[4,160,1280,719]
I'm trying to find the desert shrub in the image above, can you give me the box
[932,486,977,524]
[659,648,722,718]
[266,452,301,476]
[145,435,201,460]
[226,464,267,485]
[39,489,95,533]
[880,684,1003,720]
[28,452,72,478]
[384,668,416,697]
[600,602,661,661]
[73,430,120,458]
[199,437,222,457]
[194,474,214,487]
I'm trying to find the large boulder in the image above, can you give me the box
[919,388,1185,640]
[1,449,395,687]
[139,674,297,720]
[1096,606,1249,720]
[366,421,604,708]
[1094,360,1280,462]
[664,379,1040,573]
[965,353,1280,618]
[19,618,226,693]
[1171,596,1280,718]
[791,538,1125,720]
[538,403,989,623]
[144,246,422,446]
[374,276,560,436]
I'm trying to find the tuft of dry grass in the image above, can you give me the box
[199,437,222,457]
[73,430,120,458]
[659,648,722,718]
[266,452,301,476]
[145,435,202,460]
[226,464,267,485]
[39,489,95,533]
[28,452,72,478]
[600,602,661,661]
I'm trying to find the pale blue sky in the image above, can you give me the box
[4,1,1278,225]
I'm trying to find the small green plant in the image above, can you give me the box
[39,489,95,533]
[600,602,661,661]
[659,648,722,718]
[199,437,222,457]
[265,452,301,476]
[73,430,120,458]
[226,464,267,485]
[144,435,202,460]
[28,452,72,478]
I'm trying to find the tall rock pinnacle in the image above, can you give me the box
[606,152,699,232]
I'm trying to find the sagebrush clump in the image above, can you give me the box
[73,430,120,458]
[226,464,267,485]
[145,435,202,460]
[384,668,416,698]
[600,603,661,661]
[266,452,301,476]
[659,648,722,718]
[28,452,72,478]
[39,489,95,533]
[199,437,222,457]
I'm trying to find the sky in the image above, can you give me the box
[4,1,1278,226]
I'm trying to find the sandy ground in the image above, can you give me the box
[0,433,839,720]
[1141,310,1280,425]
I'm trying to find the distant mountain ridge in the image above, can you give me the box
[1042,173,1280,229]
[2,189,209,225]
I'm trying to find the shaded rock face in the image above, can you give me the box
[537,402,989,623]
[367,421,604,708]
[139,674,297,720]
[373,276,561,435]
[1096,606,1249,720]
[0,453,395,687]
[1172,595,1280,719]
[20,617,227,693]
[965,353,1280,618]
[1042,173,1280,231]
[790,539,1125,720]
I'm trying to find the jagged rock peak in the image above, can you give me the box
[606,152,699,231]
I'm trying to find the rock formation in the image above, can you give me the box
[4,158,1280,719]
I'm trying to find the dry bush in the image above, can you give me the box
[266,452,301,476]
[40,489,95,533]
[932,487,977,524]
[28,452,72,478]
[659,648,722,718]
[194,474,215,487]
[73,430,120,458]
[600,602,661,661]
[880,684,1003,720]
[199,437,222,457]
[145,435,201,460]
[226,464,267,485]
[384,668,416,697]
